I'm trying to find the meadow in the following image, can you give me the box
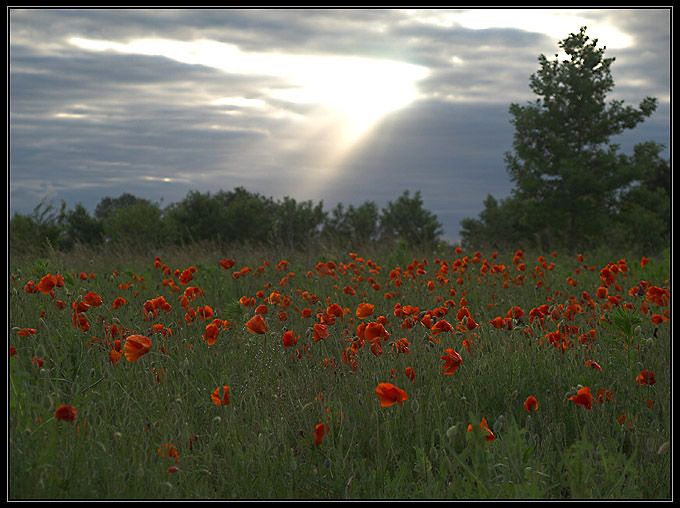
[8,242,671,499]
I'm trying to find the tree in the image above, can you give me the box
[347,201,380,244]
[460,194,531,251]
[103,200,164,246]
[272,196,326,250]
[95,193,150,221]
[504,26,660,251]
[322,201,380,249]
[379,190,443,247]
[64,203,104,247]
[9,198,69,253]
[611,142,671,255]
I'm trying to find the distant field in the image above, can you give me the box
[9,245,671,499]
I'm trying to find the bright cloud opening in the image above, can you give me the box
[69,37,429,142]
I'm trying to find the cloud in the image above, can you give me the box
[9,8,671,243]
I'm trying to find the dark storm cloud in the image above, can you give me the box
[9,8,671,243]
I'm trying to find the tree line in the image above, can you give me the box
[9,188,445,255]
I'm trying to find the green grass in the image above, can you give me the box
[8,244,671,499]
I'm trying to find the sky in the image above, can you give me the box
[8,8,671,244]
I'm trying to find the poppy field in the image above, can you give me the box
[9,245,671,499]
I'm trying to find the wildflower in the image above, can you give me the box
[178,268,194,285]
[83,291,103,307]
[211,385,230,406]
[467,417,496,442]
[431,319,454,335]
[569,386,593,410]
[405,366,415,382]
[18,328,37,337]
[465,315,478,330]
[54,405,77,424]
[314,422,329,445]
[595,387,613,404]
[202,323,220,346]
[440,348,463,375]
[124,335,152,362]
[585,360,603,372]
[108,348,123,366]
[645,286,669,307]
[488,316,505,329]
[218,258,235,270]
[617,414,633,428]
[282,330,298,348]
[313,323,330,342]
[112,297,127,309]
[391,337,411,354]
[245,314,268,334]
[636,370,656,386]
[364,322,390,343]
[375,382,408,407]
[36,274,56,294]
[356,302,375,319]
[596,287,608,299]
[327,303,344,318]
[524,396,538,412]
[198,305,214,320]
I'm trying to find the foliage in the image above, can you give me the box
[379,190,444,248]
[8,246,671,499]
[10,188,443,256]
[461,26,669,256]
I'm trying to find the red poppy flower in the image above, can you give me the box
[83,291,103,307]
[245,314,268,334]
[440,348,463,375]
[198,305,214,320]
[467,417,495,441]
[585,360,602,372]
[313,323,330,342]
[636,370,656,385]
[54,404,77,424]
[314,422,329,445]
[124,335,152,362]
[569,386,593,410]
[524,396,538,412]
[108,348,123,365]
[405,366,415,382]
[327,303,344,318]
[211,385,230,406]
[112,297,127,309]
[465,315,478,330]
[18,328,37,337]
[202,323,220,346]
[364,322,390,343]
[595,387,613,404]
[356,303,375,319]
[36,274,57,294]
[218,258,235,270]
[375,382,408,407]
[431,319,454,335]
[282,330,298,348]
